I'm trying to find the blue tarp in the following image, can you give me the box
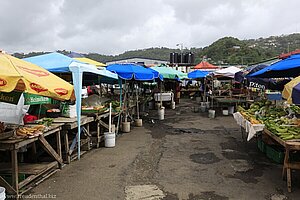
[24,52,118,160]
[107,63,159,81]
[188,70,209,79]
[249,54,300,78]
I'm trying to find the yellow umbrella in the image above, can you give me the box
[282,76,300,104]
[0,51,74,101]
[74,57,106,67]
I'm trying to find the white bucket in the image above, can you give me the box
[158,107,165,120]
[171,102,176,109]
[228,106,234,114]
[208,109,216,118]
[0,187,5,200]
[135,119,143,127]
[222,110,229,116]
[104,132,115,148]
[122,122,130,133]
[196,97,201,104]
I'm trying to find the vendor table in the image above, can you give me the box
[0,123,64,195]
[81,111,119,148]
[211,96,248,110]
[52,116,94,164]
[263,128,300,192]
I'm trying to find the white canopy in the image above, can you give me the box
[213,66,242,78]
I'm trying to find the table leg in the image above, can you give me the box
[282,148,289,180]
[86,123,91,150]
[11,149,18,195]
[63,131,71,164]
[287,168,292,192]
[56,130,62,169]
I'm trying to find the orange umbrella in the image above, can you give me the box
[0,51,74,101]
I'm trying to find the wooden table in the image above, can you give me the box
[52,116,94,163]
[263,128,300,192]
[0,123,64,195]
[212,96,248,109]
[83,111,120,148]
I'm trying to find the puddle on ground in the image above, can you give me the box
[227,168,264,184]
[222,149,248,160]
[190,153,221,164]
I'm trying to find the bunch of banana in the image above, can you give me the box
[16,125,46,137]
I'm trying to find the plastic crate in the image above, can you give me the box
[266,145,285,164]
[257,139,266,153]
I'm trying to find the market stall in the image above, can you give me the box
[107,63,160,127]
[151,64,187,106]
[24,52,118,159]
[233,101,300,192]
[0,51,75,195]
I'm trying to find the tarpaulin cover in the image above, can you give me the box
[213,66,242,78]
[249,54,300,78]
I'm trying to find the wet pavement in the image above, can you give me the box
[31,99,300,200]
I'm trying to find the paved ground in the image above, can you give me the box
[31,99,300,200]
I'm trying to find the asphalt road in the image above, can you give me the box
[31,99,300,200]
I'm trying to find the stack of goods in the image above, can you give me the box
[238,100,300,141]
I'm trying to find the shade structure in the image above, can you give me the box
[0,51,74,101]
[25,52,118,160]
[74,57,106,67]
[194,61,219,70]
[188,70,209,79]
[282,76,300,104]
[151,65,188,80]
[107,63,158,81]
[249,54,300,78]
[213,66,242,78]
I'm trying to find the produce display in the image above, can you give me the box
[16,125,46,138]
[238,100,300,141]
[81,100,120,113]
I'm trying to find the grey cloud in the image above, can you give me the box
[0,0,300,54]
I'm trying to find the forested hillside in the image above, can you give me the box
[14,33,300,65]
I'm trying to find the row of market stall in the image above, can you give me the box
[0,51,190,196]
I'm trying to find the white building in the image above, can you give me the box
[106,57,168,66]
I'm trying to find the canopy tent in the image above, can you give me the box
[107,63,160,81]
[194,61,219,70]
[213,66,242,78]
[151,65,188,80]
[0,51,74,101]
[74,57,106,67]
[249,54,300,78]
[24,52,118,160]
[188,70,209,79]
[282,76,300,105]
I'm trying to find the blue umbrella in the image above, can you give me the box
[188,70,209,79]
[107,63,158,81]
[249,54,300,78]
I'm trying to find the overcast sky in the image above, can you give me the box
[1,0,300,55]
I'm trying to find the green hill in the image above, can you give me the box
[14,33,300,66]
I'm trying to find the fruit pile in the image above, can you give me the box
[238,100,300,140]
[16,125,46,138]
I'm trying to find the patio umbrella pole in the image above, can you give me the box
[136,82,140,119]
[160,80,162,108]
